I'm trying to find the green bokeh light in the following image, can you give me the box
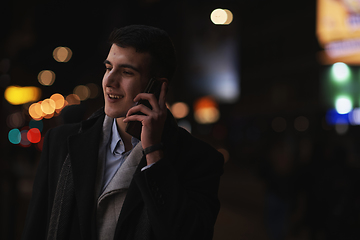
[331,62,351,83]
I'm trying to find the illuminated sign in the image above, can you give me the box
[317,0,360,64]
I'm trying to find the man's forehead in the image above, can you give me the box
[106,44,151,70]
[108,44,151,60]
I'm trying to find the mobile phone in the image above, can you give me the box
[125,77,163,140]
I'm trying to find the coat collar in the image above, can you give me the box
[67,107,180,238]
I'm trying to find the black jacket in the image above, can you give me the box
[22,108,224,240]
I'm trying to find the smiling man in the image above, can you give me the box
[22,25,224,240]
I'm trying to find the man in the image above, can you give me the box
[22,25,224,240]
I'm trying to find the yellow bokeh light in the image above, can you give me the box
[50,93,65,109]
[41,99,56,115]
[53,46,72,62]
[171,102,189,119]
[5,86,41,105]
[73,85,90,101]
[38,70,55,86]
[194,108,220,124]
[210,8,233,25]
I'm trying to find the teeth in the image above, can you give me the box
[109,94,122,99]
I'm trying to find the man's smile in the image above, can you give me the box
[108,94,123,99]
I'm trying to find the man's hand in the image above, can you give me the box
[123,81,168,165]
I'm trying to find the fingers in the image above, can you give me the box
[126,103,152,117]
[124,81,168,123]
[132,81,168,113]
[133,93,160,112]
[123,113,146,123]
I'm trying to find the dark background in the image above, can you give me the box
[1,0,360,239]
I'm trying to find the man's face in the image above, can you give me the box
[102,44,152,118]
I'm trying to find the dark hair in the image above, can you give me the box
[109,25,177,81]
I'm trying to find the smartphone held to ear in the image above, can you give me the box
[125,77,163,140]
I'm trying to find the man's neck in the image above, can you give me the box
[116,117,134,152]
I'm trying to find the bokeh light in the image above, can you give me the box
[87,83,99,99]
[171,102,189,119]
[38,70,55,86]
[36,136,45,151]
[335,96,352,114]
[45,112,55,119]
[294,116,309,132]
[335,123,349,135]
[27,93,68,120]
[27,128,41,143]
[6,112,25,128]
[66,94,81,105]
[41,99,56,115]
[29,119,43,132]
[73,85,90,101]
[224,10,233,24]
[210,8,233,25]
[8,129,21,144]
[53,46,72,62]
[20,129,31,147]
[194,96,220,124]
[29,102,44,120]
[4,86,41,105]
[50,93,65,110]
[349,108,360,125]
[331,62,350,82]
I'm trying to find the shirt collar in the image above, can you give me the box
[110,119,140,155]
[110,119,123,154]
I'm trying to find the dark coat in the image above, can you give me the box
[22,108,224,240]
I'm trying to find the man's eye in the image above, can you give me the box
[123,71,133,75]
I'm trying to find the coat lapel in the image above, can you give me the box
[98,142,144,202]
[67,113,105,239]
[114,155,147,235]
[114,110,179,238]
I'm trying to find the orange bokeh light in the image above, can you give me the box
[171,102,189,119]
[66,94,81,105]
[193,96,220,124]
[50,93,65,110]
[29,102,44,120]
[41,99,56,114]
[194,96,218,111]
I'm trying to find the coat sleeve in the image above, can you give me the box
[21,129,53,240]
[133,131,224,240]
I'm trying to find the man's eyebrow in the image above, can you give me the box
[103,60,140,73]
[103,59,112,65]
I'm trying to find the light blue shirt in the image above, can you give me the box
[101,119,140,192]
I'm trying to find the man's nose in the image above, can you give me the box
[105,72,120,88]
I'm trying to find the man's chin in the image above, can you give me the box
[104,108,127,119]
